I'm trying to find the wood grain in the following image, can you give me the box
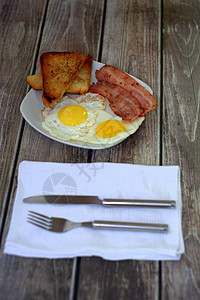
[77,258,158,300]
[0,256,74,300]
[93,0,161,166]
[1,0,199,298]
[35,0,105,72]
[162,0,200,299]
[0,0,46,233]
[77,1,161,299]
[0,0,105,299]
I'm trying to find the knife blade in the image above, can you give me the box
[23,195,176,208]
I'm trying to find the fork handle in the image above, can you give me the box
[92,220,168,233]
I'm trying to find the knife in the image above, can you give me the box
[23,195,176,208]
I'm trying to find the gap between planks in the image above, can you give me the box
[70,2,107,298]
[0,0,49,248]
[159,1,164,299]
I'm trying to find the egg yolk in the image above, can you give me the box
[95,120,126,138]
[58,105,88,126]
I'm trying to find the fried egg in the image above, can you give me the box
[41,93,144,145]
[42,93,106,141]
[77,110,145,145]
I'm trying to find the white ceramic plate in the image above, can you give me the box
[20,61,153,150]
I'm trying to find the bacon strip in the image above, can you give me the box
[95,65,157,116]
[100,80,143,110]
[89,82,143,121]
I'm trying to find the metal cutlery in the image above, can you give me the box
[27,210,168,233]
[24,195,176,208]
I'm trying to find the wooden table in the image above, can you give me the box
[0,0,199,299]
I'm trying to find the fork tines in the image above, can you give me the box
[28,210,52,230]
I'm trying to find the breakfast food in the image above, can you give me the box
[40,52,88,106]
[27,54,92,95]
[89,81,143,121]
[77,109,144,145]
[89,65,157,119]
[41,93,144,145]
[27,74,43,90]
[66,54,92,94]
[42,93,106,141]
[25,53,156,147]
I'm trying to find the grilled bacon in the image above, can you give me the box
[89,81,143,121]
[95,65,157,116]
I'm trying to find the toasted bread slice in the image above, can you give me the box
[40,52,87,105]
[66,54,92,94]
[27,74,43,90]
[27,54,92,97]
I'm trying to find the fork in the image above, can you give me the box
[27,211,168,233]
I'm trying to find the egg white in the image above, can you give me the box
[77,110,145,145]
[42,94,106,141]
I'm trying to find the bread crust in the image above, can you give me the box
[27,53,93,106]
[66,54,92,94]
[40,52,87,105]
[27,74,43,90]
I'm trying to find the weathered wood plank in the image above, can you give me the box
[0,255,74,300]
[35,0,105,70]
[77,1,161,299]
[0,0,105,299]
[77,258,158,300]
[0,0,47,234]
[162,0,200,299]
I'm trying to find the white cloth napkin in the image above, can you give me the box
[4,161,184,260]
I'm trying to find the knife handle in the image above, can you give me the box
[102,199,176,208]
[92,220,168,233]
